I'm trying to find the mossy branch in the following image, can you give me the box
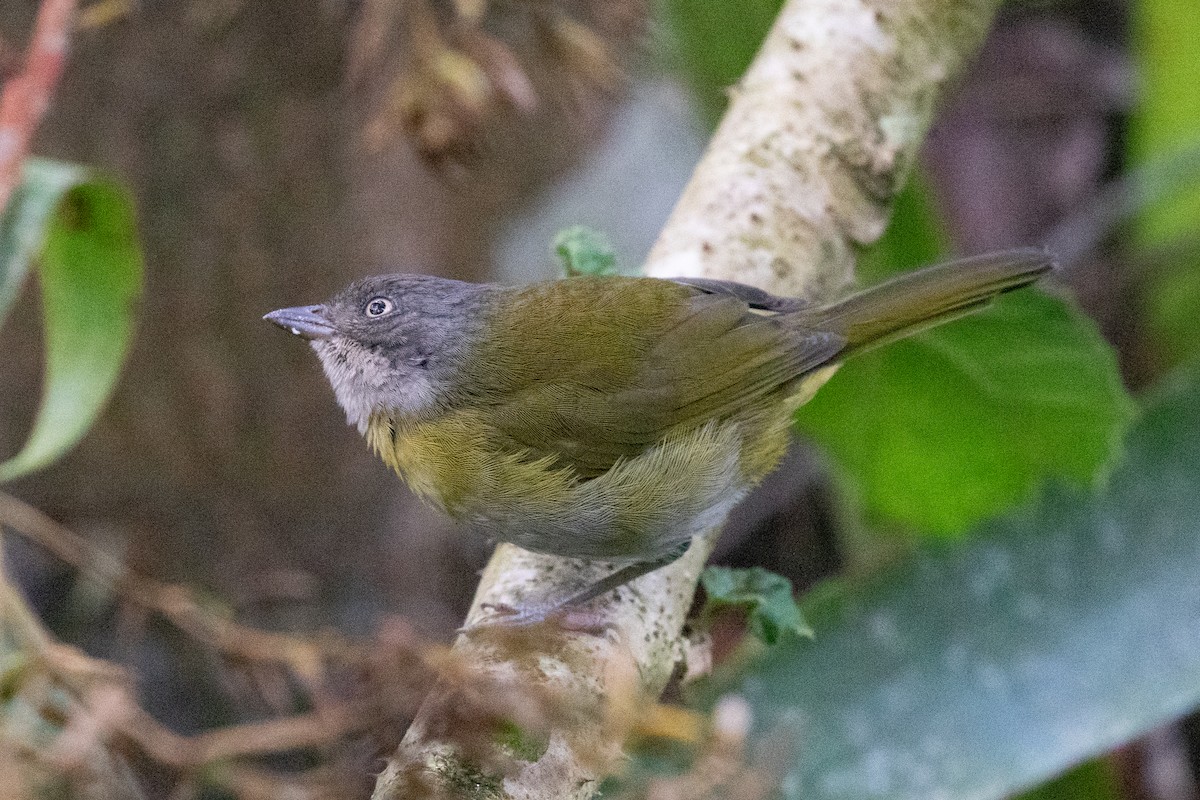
[372,1,1002,798]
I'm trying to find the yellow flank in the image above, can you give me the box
[369,401,800,516]
[367,410,578,516]
[730,400,794,481]
[364,404,795,560]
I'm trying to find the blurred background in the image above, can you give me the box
[1,0,1198,797]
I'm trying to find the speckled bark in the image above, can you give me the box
[373,1,1001,798]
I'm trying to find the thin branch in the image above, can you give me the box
[0,490,374,673]
[0,0,77,213]
[375,1,1004,798]
[0,525,378,783]
[1,489,605,797]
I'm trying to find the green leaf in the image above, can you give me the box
[1018,759,1122,800]
[0,161,81,323]
[553,225,618,277]
[661,0,783,124]
[1130,0,1200,367]
[797,289,1134,534]
[1147,242,1200,368]
[858,176,949,281]
[796,180,1135,535]
[701,566,812,645]
[0,158,143,481]
[702,362,1200,800]
[1130,0,1200,244]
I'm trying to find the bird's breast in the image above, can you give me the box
[364,411,767,562]
[366,413,484,513]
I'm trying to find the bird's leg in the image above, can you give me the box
[467,542,692,633]
[549,544,691,609]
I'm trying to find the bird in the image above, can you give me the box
[265,249,1054,624]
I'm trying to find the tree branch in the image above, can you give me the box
[0,0,77,214]
[373,1,1002,798]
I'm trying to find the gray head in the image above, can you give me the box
[265,273,492,431]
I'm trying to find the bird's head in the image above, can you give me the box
[265,273,489,431]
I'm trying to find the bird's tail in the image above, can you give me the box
[796,248,1056,357]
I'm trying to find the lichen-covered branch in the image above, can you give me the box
[373,1,1001,798]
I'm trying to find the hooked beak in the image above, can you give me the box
[263,305,336,341]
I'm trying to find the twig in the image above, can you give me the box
[0,490,375,673]
[77,0,132,31]
[80,688,371,768]
[0,537,372,799]
[1043,140,1200,270]
[1,540,373,775]
[1,489,599,797]
[0,0,77,214]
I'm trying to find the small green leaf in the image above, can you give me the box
[693,361,1200,800]
[0,161,81,323]
[0,158,143,481]
[700,566,811,644]
[1146,242,1200,367]
[858,176,949,280]
[553,225,617,277]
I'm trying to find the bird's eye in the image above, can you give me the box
[365,297,393,317]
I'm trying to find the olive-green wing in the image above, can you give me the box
[476,278,842,477]
[667,276,808,312]
[468,250,1054,477]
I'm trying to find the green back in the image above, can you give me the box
[457,277,839,477]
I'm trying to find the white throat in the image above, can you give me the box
[311,338,441,432]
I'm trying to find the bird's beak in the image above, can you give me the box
[263,305,336,341]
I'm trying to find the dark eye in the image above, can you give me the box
[365,297,393,317]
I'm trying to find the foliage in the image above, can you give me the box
[1020,760,1122,800]
[652,4,1196,799]
[690,362,1200,800]
[554,225,619,277]
[699,566,811,645]
[795,185,1135,535]
[664,0,1136,536]
[661,0,783,123]
[1133,0,1200,367]
[0,158,143,481]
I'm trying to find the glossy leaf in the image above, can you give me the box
[0,158,143,481]
[663,3,1135,534]
[706,364,1200,800]
[796,287,1133,534]
[796,182,1135,535]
